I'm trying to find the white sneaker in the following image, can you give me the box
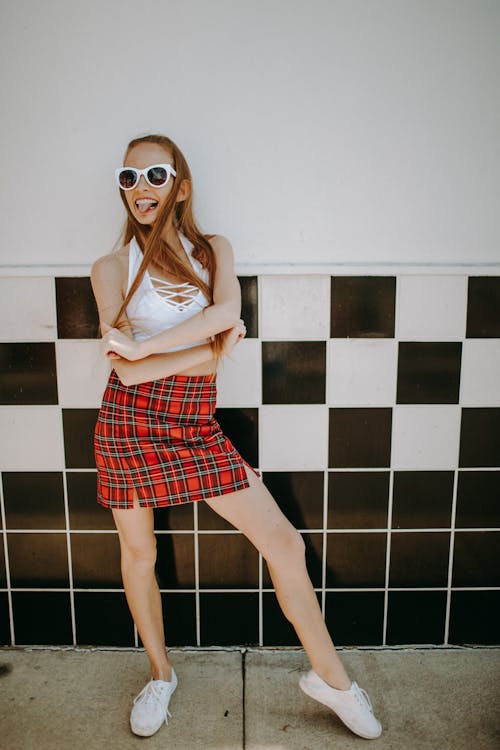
[299,669,382,739]
[130,669,178,737]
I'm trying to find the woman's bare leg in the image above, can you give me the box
[111,490,173,681]
[204,468,351,690]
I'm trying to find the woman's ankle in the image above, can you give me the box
[151,661,173,681]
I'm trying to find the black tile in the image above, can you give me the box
[386,591,447,645]
[12,591,72,645]
[456,472,500,528]
[142,593,196,647]
[263,472,324,529]
[329,408,392,468]
[452,532,500,587]
[0,592,10,645]
[2,472,65,530]
[199,592,259,645]
[8,533,69,588]
[262,591,322,646]
[264,532,323,588]
[389,532,450,587]
[328,472,389,529]
[459,409,500,467]
[71,533,121,587]
[62,409,99,468]
[466,277,500,338]
[326,532,386,588]
[56,277,99,339]
[262,342,326,404]
[392,471,454,529]
[155,534,195,589]
[67,472,115,530]
[396,342,462,404]
[0,343,58,405]
[214,408,258,468]
[199,533,258,588]
[74,591,134,646]
[449,590,500,645]
[197,500,235,530]
[325,592,384,646]
[153,503,194,531]
[239,276,258,338]
[331,277,396,338]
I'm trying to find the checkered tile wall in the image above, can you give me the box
[0,273,499,648]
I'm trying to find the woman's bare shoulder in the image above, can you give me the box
[91,244,129,282]
[205,234,234,261]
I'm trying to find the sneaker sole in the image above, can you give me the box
[299,676,382,740]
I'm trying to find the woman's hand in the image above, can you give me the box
[100,322,143,361]
[221,319,247,356]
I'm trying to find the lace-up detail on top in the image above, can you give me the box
[148,274,203,313]
[125,234,210,352]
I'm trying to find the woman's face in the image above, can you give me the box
[122,143,177,225]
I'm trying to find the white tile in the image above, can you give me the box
[260,405,328,470]
[56,341,111,408]
[460,340,500,406]
[260,276,330,339]
[0,407,64,470]
[391,405,461,470]
[397,276,467,340]
[216,339,261,407]
[327,339,397,405]
[0,277,57,341]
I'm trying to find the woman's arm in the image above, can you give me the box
[90,252,220,386]
[100,235,242,361]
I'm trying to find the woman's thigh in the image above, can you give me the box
[203,466,302,559]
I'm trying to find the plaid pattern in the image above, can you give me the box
[94,369,253,509]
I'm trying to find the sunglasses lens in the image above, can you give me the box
[118,169,138,189]
[147,166,169,186]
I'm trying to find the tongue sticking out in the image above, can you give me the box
[136,200,158,214]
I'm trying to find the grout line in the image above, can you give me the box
[444,468,459,644]
[382,470,394,646]
[241,647,246,750]
[321,469,328,616]
[193,501,201,647]
[0,474,15,646]
[61,471,76,646]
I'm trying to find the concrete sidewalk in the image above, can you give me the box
[0,646,499,749]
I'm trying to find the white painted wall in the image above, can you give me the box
[1,0,499,267]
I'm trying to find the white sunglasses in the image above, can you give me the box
[115,163,177,190]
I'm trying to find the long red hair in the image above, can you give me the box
[111,134,224,357]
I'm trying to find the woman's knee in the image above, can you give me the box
[264,525,306,568]
[119,532,157,569]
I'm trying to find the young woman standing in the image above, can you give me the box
[90,133,382,740]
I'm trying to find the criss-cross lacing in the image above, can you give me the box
[133,679,172,726]
[351,681,374,713]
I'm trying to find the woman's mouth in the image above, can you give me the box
[135,198,159,214]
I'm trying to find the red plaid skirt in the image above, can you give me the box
[94,368,255,509]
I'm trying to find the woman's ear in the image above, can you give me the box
[176,178,192,203]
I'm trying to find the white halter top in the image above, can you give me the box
[126,233,210,352]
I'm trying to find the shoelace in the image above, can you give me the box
[133,679,172,725]
[351,682,374,713]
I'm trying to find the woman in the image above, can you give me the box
[90,133,382,740]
